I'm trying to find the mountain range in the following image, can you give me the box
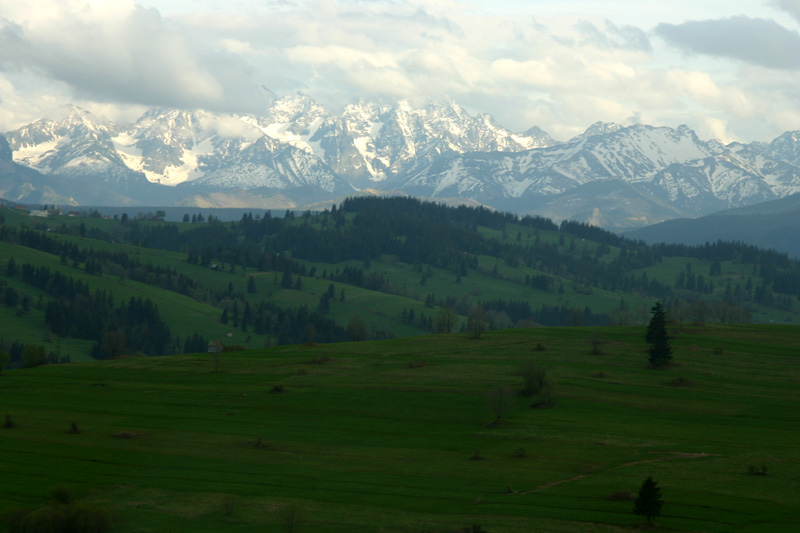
[2,93,799,229]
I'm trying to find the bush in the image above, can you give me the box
[19,506,68,533]
[67,503,113,532]
[748,465,768,476]
[518,363,556,407]
[111,430,136,439]
[4,414,15,428]
[222,345,246,352]
[485,385,515,424]
[277,504,303,533]
[222,496,236,516]
[669,376,695,387]
[1,498,112,533]
[606,490,636,501]
[51,485,75,504]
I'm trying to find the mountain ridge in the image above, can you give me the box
[3,94,800,228]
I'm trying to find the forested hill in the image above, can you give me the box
[1,197,799,364]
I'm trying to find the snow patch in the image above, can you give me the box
[13,139,60,171]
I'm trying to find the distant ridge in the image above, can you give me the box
[627,192,800,258]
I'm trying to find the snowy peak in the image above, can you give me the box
[573,121,625,140]
[5,94,799,228]
[768,131,800,166]
[267,92,327,124]
[395,120,800,226]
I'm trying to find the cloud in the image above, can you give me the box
[770,0,800,23]
[655,16,800,70]
[0,2,268,113]
[0,1,797,143]
[574,20,652,52]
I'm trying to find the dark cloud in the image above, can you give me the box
[655,16,800,70]
[770,0,800,23]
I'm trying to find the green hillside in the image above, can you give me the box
[1,197,799,365]
[2,325,798,531]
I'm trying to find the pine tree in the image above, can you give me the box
[633,475,664,524]
[646,302,672,368]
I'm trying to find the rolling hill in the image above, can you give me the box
[1,196,799,365]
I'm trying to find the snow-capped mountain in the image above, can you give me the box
[3,95,548,206]
[396,122,800,227]
[3,94,800,228]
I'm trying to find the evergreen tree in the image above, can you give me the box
[646,302,672,368]
[633,475,664,525]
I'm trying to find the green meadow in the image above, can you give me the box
[2,324,798,532]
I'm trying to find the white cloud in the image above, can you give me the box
[0,1,266,114]
[0,1,797,143]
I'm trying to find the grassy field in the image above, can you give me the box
[2,324,798,532]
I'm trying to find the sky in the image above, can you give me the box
[0,0,799,142]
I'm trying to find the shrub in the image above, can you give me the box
[669,376,695,387]
[277,504,303,533]
[512,447,527,458]
[222,345,246,352]
[67,503,113,532]
[222,496,236,516]
[606,490,636,501]
[68,421,81,434]
[485,385,515,424]
[519,363,556,407]
[19,506,68,533]
[4,414,15,428]
[748,465,768,476]
[51,485,76,504]
[270,385,286,394]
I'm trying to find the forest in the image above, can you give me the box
[1,196,798,363]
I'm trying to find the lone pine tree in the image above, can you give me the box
[633,475,664,524]
[646,302,672,368]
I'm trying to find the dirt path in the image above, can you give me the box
[520,452,718,494]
